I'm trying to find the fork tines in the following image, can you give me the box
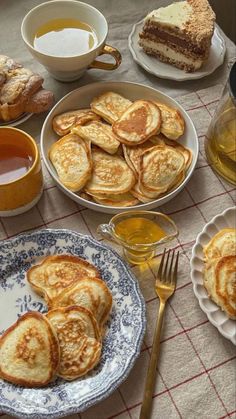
[158,248,179,285]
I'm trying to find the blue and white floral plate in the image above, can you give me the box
[0,229,146,418]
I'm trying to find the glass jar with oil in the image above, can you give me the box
[205,61,236,185]
[97,211,178,264]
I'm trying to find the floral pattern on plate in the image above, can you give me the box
[0,229,146,418]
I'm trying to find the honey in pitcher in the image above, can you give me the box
[34,18,97,57]
[115,217,166,247]
[0,142,34,184]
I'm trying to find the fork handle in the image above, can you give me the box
[139,300,166,419]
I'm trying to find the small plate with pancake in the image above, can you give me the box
[41,81,198,214]
[190,207,236,345]
[0,229,145,417]
[129,21,226,81]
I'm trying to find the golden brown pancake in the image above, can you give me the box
[155,102,185,140]
[47,276,113,327]
[52,109,100,136]
[46,306,102,380]
[91,191,140,207]
[140,145,185,193]
[49,133,92,192]
[27,255,101,302]
[90,91,132,123]
[85,147,136,195]
[113,100,161,145]
[204,255,236,319]
[204,229,236,260]
[72,120,120,154]
[0,312,59,387]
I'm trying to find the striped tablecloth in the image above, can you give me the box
[1,0,236,418]
[0,83,236,419]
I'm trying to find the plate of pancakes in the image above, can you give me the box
[191,207,236,345]
[41,81,198,214]
[0,229,146,417]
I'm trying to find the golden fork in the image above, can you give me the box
[139,249,179,419]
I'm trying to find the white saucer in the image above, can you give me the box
[128,21,226,81]
[0,112,32,127]
[190,207,236,346]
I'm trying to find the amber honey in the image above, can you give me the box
[115,217,166,251]
[206,97,236,185]
[34,18,97,57]
[0,142,34,184]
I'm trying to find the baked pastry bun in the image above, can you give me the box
[0,54,54,122]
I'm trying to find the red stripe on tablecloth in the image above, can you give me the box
[169,302,230,416]
[167,188,236,217]
[2,209,86,239]
[142,319,209,347]
[114,356,236,419]
[219,410,236,419]
[80,209,96,240]
[36,204,47,227]
[185,187,208,223]
[0,219,9,239]
[143,340,183,418]
[185,97,219,112]
[118,388,132,419]
[2,187,234,242]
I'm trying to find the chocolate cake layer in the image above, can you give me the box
[139,32,209,60]
[141,28,205,55]
[138,0,215,73]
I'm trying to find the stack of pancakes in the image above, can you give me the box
[49,91,192,207]
[203,229,236,319]
[0,255,112,387]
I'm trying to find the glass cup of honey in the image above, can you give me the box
[97,211,179,264]
[0,127,43,217]
[205,61,236,185]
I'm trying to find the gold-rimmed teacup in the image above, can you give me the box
[21,0,122,82]
[97,211,179,264]
[0,127,43,217]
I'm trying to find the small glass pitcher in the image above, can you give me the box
[97,211,178,264]
[205,61,236,185]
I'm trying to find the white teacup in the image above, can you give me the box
[21,0,121,82]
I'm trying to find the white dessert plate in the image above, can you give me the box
[0,112,32,127]
[0,229,146,418]
[190,207,236,345]
[128,21,226,81]
[41,81,198,214]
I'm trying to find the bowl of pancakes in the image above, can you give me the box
[191,207,236,345]
[41,82,199,214]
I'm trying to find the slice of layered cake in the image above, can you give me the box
[139,0,215,72]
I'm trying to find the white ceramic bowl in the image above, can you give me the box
[190,207,236,345]
[41,81,199,214]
